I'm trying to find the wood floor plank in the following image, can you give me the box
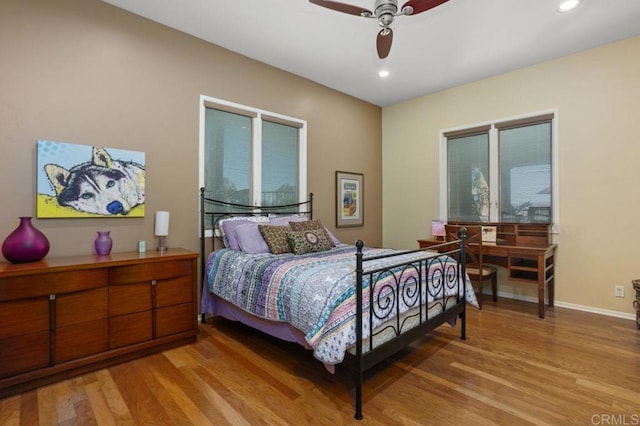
[83,381,117,426]
[108,358,174,425]
[18,390,39,426]
[86,369,133,424]
[1,298,639,425]
[36,382,59,425]
[0,394,20,426]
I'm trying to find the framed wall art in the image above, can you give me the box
[336,171,363,228]
[37,140,145,218]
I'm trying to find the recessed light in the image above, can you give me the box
[558,0,581,12]
[378,70,390,78]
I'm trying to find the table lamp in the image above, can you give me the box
[431,220,447,242]
[155,211,170,252]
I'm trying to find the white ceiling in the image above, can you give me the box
[101,0,640,107]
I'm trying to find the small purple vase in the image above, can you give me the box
[94,231,113,256]
[2,217,50,263]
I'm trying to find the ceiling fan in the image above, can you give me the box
[309,0,450,59]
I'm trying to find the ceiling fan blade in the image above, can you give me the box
[309,0,372,17]
[401,0,449,15]
[376,28,393,59]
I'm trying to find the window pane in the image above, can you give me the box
[205,108,251,206]
[499,123,551,223]
[262,121,298,207]
[448,133,490,221]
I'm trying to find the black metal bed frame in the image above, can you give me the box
[199,187,468,420]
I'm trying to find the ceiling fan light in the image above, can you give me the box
[558,0,581,13]
[379,13,394,26]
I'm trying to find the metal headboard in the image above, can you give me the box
[199,187,314,287]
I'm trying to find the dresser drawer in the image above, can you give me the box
[156,303,194,338]
[0,331,50,379]
[156,275,192,308]
[0,269,107,301]
[0,297,49,340]
[56,287,108,327]
[109,311,152,349]
[55,319,108,364]
[108,260,192,285]
[108,283,151,316]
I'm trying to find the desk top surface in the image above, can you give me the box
[418,238,557,252]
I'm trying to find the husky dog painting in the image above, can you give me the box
[37,141,145,218]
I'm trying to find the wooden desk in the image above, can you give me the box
[418,238,557,318]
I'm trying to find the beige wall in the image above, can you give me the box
[382,35,640,317]
[0,0,382,263]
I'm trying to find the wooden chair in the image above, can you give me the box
[445,225,498,309]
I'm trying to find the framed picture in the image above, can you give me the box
[481,225,497,243]
[336,171,363,228]
[37,140,145,218]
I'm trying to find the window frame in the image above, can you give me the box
[198,95,308,236]
[438,109,559,232]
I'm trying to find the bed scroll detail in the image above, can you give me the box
[353,234,468,420]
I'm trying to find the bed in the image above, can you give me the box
[199,188,477,419]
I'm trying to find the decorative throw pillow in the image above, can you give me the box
[258,224,292,254]
[286,229,333,255]
[289,219,335,247]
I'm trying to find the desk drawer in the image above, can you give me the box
[482,244,508,256]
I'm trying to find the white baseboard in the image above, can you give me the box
[491,290,636,322]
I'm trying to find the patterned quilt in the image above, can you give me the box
[206,244,477,364]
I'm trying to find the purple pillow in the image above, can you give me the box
[235,223,270,254]
[219,217,268,250]
[220,219,252,250]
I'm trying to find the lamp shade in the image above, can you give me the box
[431,220,446,237]
[155,211,170,236]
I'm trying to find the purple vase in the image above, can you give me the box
[2,217,50,263]
[95,231,113,256]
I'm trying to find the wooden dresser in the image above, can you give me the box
[0,248,198,398]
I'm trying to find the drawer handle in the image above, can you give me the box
[151,280,157,286]
[49,294,56,300]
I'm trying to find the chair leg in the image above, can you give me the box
[491,274,498,302]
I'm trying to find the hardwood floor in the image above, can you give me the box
[1,298,639,425]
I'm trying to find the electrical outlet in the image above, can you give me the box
[614,285,625,298]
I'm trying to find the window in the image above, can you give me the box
[440,111,557,226]
[199,96,307,232]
